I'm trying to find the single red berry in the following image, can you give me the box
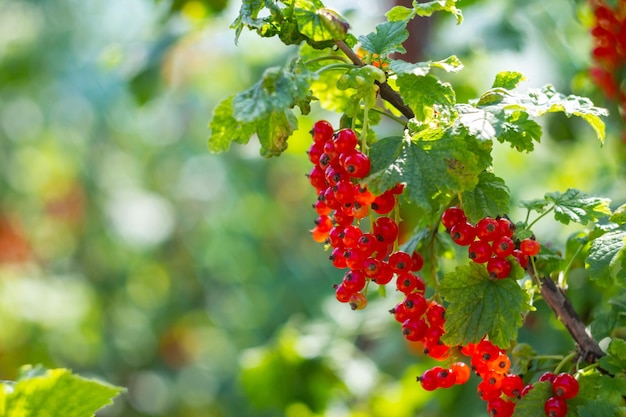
[487,257,511,279]
[307,165,328,191]
[520,383,534,397]
[488,352,511,374]
[371,190,395,214]
[333,128,358,153]
[324,165,348,186]
[352,202,369,219]
[512,249,529,269]
[492,236,515,258]
[450,362,471,385]
[373,217,399,243]
[313,199,332,216]
[418,367,442,391]
[501,374,524,398]
[425,341,450,361]
[307,142,325,165]
[437,368,456,388]
[468,239,492,263]
[477,379,502,401]
[539,372,557,384]
[327,226,344,247]
[342,269,366,292]
[402,317,427,341]
[544,396,567,417]
[342,225,362,248]
[403,292,428,317]
[333,180,356,205]
[372,262,394,285]
[322,140,340,161]
[354,185,375,205]
[441,206,467,229]
[314,215,333,233]
[450,222,476,246]
[425,303,446,327]
[310,225,329,243]
[410,251,424,272]
[552,373,579,399]
[344,249,366,270]
[349,291,368,310]
[497,217,515,238]
[395,272,425,294]
[356,233,378,256]
[476,217,501,241]
[391,301,410,323]
[520,238,541,256]
[341,151,370,178]
[329,247,348,269]
[332,210,354,227]
[311,120,334,143]
[487,398,514,417]
[388,251,412,273]
[334,283,352,303]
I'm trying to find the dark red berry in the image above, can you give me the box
[476,217,501,241]
[371,190,395,214]
[544,396,567,417]
[497,217,515,238]
[492,236,515,258]
[341,151,370,179]
[552,373,579,399]
[311,120,334,143]
[410,251,424,272]
[450,222,476,246]
[487,257,511,279]
[468,239,492,263]
[441,207,467,229]
[333,128,358,153]
[402,318,428,341]
[388,251,412,273]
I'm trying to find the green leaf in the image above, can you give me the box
[519,197,550,213]
[577,401,623,417]
[231,0,268,42]
[439,262,530,348]
[413,0,463,23]
[366,132,484,211]
[512,381,552,417]
[396,74,456,121]
[546,189,612,225]
[598,339,626,375]
[358,20,408,56]
[497,110,543,152]
[455,105,499,140]
[207,97,256,153]
[460,171,510,223]
[596,374,626,405]
[586,228,626,287]
[389,55,463,77]
[385,5,413,21]
[610,203,626,225]
[0,366,123,416]
[293,1,349,42]
[492,71,525,89]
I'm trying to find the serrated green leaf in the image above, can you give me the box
[512,381,552,417]
[577,401,623,417]
[597,374,626,405]
[366,132,483,211]
[389,55,463,77]
[0,366,124,417]
[257,109,297,157]
[208,97,256,153]
[413,0,463,23]
[610,204,626,225]
[294,1,349,42]
[386,5,413,21]
[492,71,526,89]
[497,110,543,152]
[519,198,550,212]
[455,105,498,140]
[358,20,408,56]
[396,74,456,121]
[461,171,510,222]
[598,339,626,375]
[439,262,530,348]
[546,189,612,225]
[586,228,626,287]
[231,0,267,42]
[368,136,405,174]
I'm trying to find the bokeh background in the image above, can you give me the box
[0,0,624,416]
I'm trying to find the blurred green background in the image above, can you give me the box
[0,0,624,416]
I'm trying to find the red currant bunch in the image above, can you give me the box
[537,372,579,417]
[442,207,540,279]
[587,0,626,135]
[306,121,423,309]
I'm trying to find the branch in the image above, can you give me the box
[334,40,415,120]
[539,277,605,363]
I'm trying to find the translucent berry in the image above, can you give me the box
[544,396,567,417]
[341,151,370,179]
[476,217,501,241]
[450,222,477,246]
[349,291,368,310]
[487,257,511,279]
[441,206,467,229]
[437,368,456,388]
[520,238,541,256]
[552,373,579,399]
[403,292,428,317]
[371,190,395,214]
[402,318,427,341]
[410,251,424,272]
[342,269,366,292]
[418,367,442,391]
[468,239,492,263]
[333,128,358,153]
[311,120,334,143]
[450,362,471,385]
[388,251,412,273]
[492,236,515,258]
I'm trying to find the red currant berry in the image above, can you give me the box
[333,180,356,205]
[437,368,456,388]
[344,249,365,270]
[488,352,511,374]
[539,372,557,383]
[476,217,501,241]
[356,233,378,256]
[425,342,450,361]
[313,200,332,216]
[395,272,425,294]
[388,251,412,273]
[342,225,362,248]
[334,283,352,303]
[371,190,395,214]
[349,291,368,310]
[512,249,529,269]
[352,202,369,219]
[354,185,375,205]
[333,128,358,153]
[403,292,428,317]
[544,396,567,417]
[310,225,329,243]
[342,269,366,292]
[552,373,579,399]
[468,239,492,263]
[425,303,446,327]
[520,383,534,397]
[373,217,399,243]
[391,302,410,323]
[450,362,471,385]
[418,367,441,391]
[332,210,354,227]
[492,236,515,258]
[487,257,511,279]
[450,222,476,246]
[487,398,514,417]
[477,379,502,402]
[324,165,348,186]
[307,142,325,165]
[372,262,394,285]
[520,238,541,256]
[410,251,424,272]
[327,226,344,247]
[441,207,467,229]
[497,217,515,238]
[311,120,334,143]
[402,317,428,341]
[341,151,370,179]
[307,165,328,191]
[501,374,524,398]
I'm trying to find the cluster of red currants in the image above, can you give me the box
[306,120,422,310]
[538,371,580,417]
[441,207,540,279]
[588,0,626,127]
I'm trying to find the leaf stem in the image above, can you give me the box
[560,242,584,288]
[526,205,554,230]
[315,63,356,75]
[305,55,351,66]
[369,106,408,125]
[554,351,578,374]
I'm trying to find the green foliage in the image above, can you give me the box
[460,171,510,222]
[586,227,626,287]
[359,20,409,56]
[439,262,529,348]
[0,365,123,416]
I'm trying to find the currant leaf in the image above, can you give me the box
[389,55,463,77]
[461,171,510,222]
[208,97,256,153]
[413,0,463,23]
[293,1,349,42]
[439,262,530,348]
[0,365,124,416]
[492,70,526,89]
[358,20,408,56]
[396,74,456,122]
[586,228,626,287]
[599,339,626,375]
[577,402,623,417]
[609,203,626,225]
[546,189,612,225]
